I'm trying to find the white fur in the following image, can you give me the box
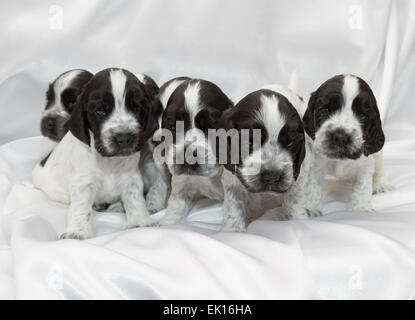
[159,79,188,109]
[101,70,139,154]
[160,170,224,226]
[240,93,293,182]
[33,69,152,239]
[134,73,146,84]
[33,132,151,239]
[305,75,389,215]
[159,80,224,226]
[139,141,170,214]
[42,70,82,119]
[184,81,202,127]
[306,148,376,214]
[153,78,188,143]
[221,80,311,231]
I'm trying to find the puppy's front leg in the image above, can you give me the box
[61,183,95,240]
[372,151,394,194]
[283,182,310,220]
[304,163,324,217]
[350,159,375,212]
[122,173,153,228]
[145,164,170,214]
[221,169,247,232]
[159,175,194,226]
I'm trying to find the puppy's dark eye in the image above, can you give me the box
[67,102,74,111]
[132,103,141,112]
[287,141,295,149]
[96,106,106,116]
[319,107,329,115]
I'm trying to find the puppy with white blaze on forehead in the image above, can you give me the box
[303,74,392,215]
[41,69,93,141]
[155,78,233,226]
[217,77,311,231]
[33,68,158,239]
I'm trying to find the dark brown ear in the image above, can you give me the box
[364,100,385,156]
[216,107,236,130]
[293,124,306,180]
[303,92,317,139]
[142,76,159,100]
[144,97,162,141]
[137,82,160,141]
[195,108,222,133]
[215,107,239,173]
[68,92,90,145]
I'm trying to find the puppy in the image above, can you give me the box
[140,77,191,214]
[155,78,233,226]
[217,80,310,231]
[41,69,93,141]
[33,68,158,239]
[302,74,391,214]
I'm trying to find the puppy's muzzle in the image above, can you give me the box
[176,146,203,175]
[328,128,352,147]
[261,170,283,185]
[41,116,68,141]
[239,169,290,194]
[324,128,362,160]
[111,132,139,155]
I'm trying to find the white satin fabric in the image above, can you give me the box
[0,0,415,299]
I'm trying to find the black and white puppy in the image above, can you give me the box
[33,68,158,239]
[217,81,311,231]
[136,76,189,214]
[303,74,392,214]
[41,69,93,141]
[155,78,233,226]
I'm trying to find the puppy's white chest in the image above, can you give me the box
[325,157,369,180]
[330,161,355,179]
[93,155,140,204]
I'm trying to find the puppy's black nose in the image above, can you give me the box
[114,133,135,147]
[46,118,55,129]
[262,170,282,185]
[329,129,351,146]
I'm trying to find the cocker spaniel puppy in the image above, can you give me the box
[302,74,392,215]
[33,68,158,239]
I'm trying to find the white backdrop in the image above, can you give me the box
[0,0,414,144]
[1,0,415,299]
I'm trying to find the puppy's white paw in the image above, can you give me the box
[350,204,375,213]
[305,208,322,218]
[146,198,166,214]
[127,216,155,228]
[60,229,92,240]
[373,183,394,194]
[146,189,167,214]
[220,220,247,232]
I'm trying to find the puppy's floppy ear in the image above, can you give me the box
[216,107,235,130]
[364,100,385,156]
[293,124,306,180]
[144,97,162,140]
[302,92,317,139]
[195,108,222,132]
[68,92,90,146]
[215,107,239,173]
[142,78,159,101]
